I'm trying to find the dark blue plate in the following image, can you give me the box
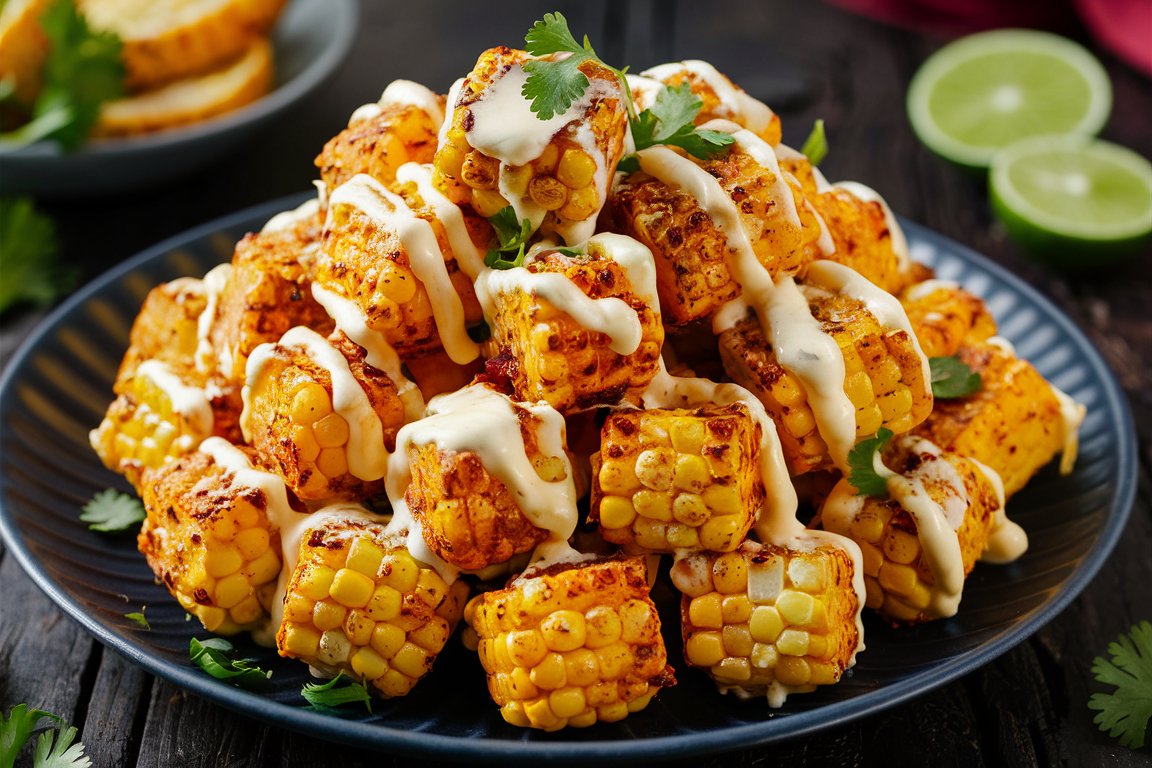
[0,194,1136,763]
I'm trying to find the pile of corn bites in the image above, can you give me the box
[91,17,1084,732]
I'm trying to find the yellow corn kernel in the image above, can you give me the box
[673,454,710,493]
[878,561,918,596]
[564,648,600,688]
[350,647,389,681]
[380,669,417,697]
[471,189,509,218]
[391,642,430,679]
[672,493,709,526]
[558,184,598,221]
[234,528,270,561]
[415,569,448,608]
[596,642,631,679]
[528,176,568,211]
[787,558,827,593]
[411,616,450,652]
[750,641,778,670]
[633,490,672,522]
[509,666,538,700]
[212,516,238,542]
[714,657,751,682]
[598,701,629,723]
[776,628,810,656]
[284,594,313,623]
[686,632,726,668]
[233,499,259,529]
[699,515,743,552]
[214,573,250,609]
[540,610,586,652]
[883,529,921,565]
[530,652,567,690]
[436,143,465,179]
[318,629,352,666]
[345,609,375,646]
[859,541,883,578]
[370,622,405,659]
[313,413,350,449]
[525,698,562,730]
[205,546,243,578]
[282,624,321,657]
[721,595,753,624]
[507,629,548,668]
[749,605,784,643]
[291,383,331,424]
[461,151,499,190]
[666,524,700,549]
[712,552,749,594]
[502,164,534,198]
[776,590,816,626]
[851,513,885,544]
[702,485,742,515]
[329,568,375,609]
[380,553,419,593]
[722,624,754,657]
[619,599,654,644]
[299,565,336,601]
[689,593,723,629]
[668,418,705,455]
[549,687,587,719]
[598,496,636,529]
[316,447,348,480]
[808,634,828,659]
[584,606,622,649]
[313,600,347,631]
[633,518,668,550]
[535,143,560,174]
[557,148,596,189]
[634,449,673,492]
[230,595,263,625]
[346,538,385,577]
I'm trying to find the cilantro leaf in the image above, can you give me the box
[124,609,150,631]
[80,489,145,533]
[621,84,735,169]
[0,197,77,315]
[847,428,894,498]
[189,638,271,688]
[1,705,56,767]
[484,206,534,269]
[1089,620,1152,748]
[929,356,982,399]
[521,56,590,121]
[0,0,124,151]
[523,12,588,56]
[301,673,373,714]
[800,119,828,166]
[33,724,91,768]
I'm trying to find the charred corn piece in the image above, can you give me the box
[914,343,1077,497]
[670,542,860,702]
[115,278,207,386]
[631,61,782,145]
[609,139,821,326]
[806,184,912,295]
[590,404,763,553]
[465,556,675,730]
[314,172,482,360]
[199,199,333,383]
[900,281,997,358]
[718,287,933,475]
[403,347,485,402]
[278,511,470,698]
[433,46,628,244]
[317,81,446,192]
[477,236,664,413]
[91,360,216,489]
[819,436,1003,623]
[138,440,286,634]
[241,328,405,501]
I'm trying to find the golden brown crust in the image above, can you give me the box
[317,102,444,191]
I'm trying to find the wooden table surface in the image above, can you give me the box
[2,1,1149,765]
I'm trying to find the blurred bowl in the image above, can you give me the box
[0,0,358,197]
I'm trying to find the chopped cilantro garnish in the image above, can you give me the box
[0,0,124,151]
[929,356,982,399]
[625,82,735,165]
[0,197,77,315]
[124,609,150,631]
[80,489,145,533]
[189,638,271,688]
[301,673,373,714]
[800,118,828,166]
[0,704,91,768]
[1089,620,1152,748]
[484,206,535,269]
[521,12,602,121]
[847,428,894,499]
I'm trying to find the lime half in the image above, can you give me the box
[908,30,1112,169]
[990,134,1152,265]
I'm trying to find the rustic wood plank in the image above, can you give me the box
[80,648,152,768]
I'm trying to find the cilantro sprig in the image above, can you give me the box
[617,83,736,173]
[1089,620,1152,749]
[847,427,894,499]
[0,197,77,315]
[0,0,124,151]
[80,489,145,533]
[189,638,271,688]
[301,673,373,714]
[0,704,91,768]
[929,356,982,399]
[484,206,535,269]
[800,119,828,166]
[124,608,150,631]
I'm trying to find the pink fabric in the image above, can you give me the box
[1075,0,1152,78]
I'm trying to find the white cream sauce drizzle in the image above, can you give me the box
[261,198,320,235]
[968,457,1028,564]
[310,284,425,422]
[637,144,858,472]
[194,263,233,376]
[135,360,213,443]
[327,173,479,364]
[905,278,960,302]
[349,79,445,126]
[242,326,388,481]
[642,60,777,136]
[395,162,485,280]
[384,384,581,578]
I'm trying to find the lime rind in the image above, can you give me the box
[908,29,1113,169]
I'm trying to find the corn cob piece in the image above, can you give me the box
[317,81,446,192]
[313,173,482,360]
[91,360,216,489]
[477,238,664,413]
[115,278,207,386]
[805,184,912,296]
[433,46,628,244]
[138,441,285,634]
[590,404,763,553]
[819,436,1002,623]
[465,556,675,730]
[718,286,933,475]
[608,138,822,326]
[278,511,470,698]
[199,199,333,384]
[900,280,997,358]
[241,328,406,501]
[632,61,782,146]
[670,542,861,703]
[913,343,1075,497]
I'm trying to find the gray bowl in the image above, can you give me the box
[0,0,357,197]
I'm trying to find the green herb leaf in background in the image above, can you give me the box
[0,704,90,768]
[0,196,76,314]
[1089,620,1152,749]
[80,489,145,532]
[300,673,373,714]
[847,427,894,499]
[189,638,272,688]
[484,206,535,269]
[628,83,734,160]
[32,723,91,768]
[124,609,151,631]
[801,118,828,166]
[929,355,982,399]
